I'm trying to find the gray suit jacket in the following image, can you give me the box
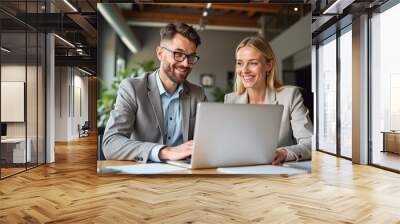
[224,86,313,161]
[102,70,207,162]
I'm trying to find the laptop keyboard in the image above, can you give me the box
[182,156,191,164]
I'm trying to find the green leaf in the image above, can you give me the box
[97,59,157,128]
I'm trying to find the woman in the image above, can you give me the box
[224,36,313,165]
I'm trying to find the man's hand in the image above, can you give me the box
[159,140,193,161]
[272,148,288,165]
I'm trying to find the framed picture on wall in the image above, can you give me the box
[200,74,215,88]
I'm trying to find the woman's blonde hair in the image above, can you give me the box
[234,36,283,95]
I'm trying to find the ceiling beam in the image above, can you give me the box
[248,10,257,17]
[85,0,97,12]
[146,3,289,14]
[67,14,97,39]
[138,3,144,11]
[122,11,258,27]
[52,0,77,13]
[55,55,96,71]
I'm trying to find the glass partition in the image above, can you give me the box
[1,31,28,177]
[38,32,45,165]
[0,0,46,179]
[27,31,38,169]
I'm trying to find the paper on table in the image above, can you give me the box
[217,165,307,175]
[283,161,311,171]
[105,163,187,174]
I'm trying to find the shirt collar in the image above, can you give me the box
[156,70,183,97]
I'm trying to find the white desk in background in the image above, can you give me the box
[1,138,32,163]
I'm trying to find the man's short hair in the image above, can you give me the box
[160,22,201,47]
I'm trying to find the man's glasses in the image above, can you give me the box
[161,46,200,64]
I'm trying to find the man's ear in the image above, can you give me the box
[156,46,163,61]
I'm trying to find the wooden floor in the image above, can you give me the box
[1,167,26,178]
[1,135,400,223]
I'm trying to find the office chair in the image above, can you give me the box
[79,121,90,138]
[98,134,106,160]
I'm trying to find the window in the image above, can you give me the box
[317,36,337,154]
[339,28,352,158]
[370,2,400,171]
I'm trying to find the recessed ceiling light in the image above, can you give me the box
[1,47,11,53]
[78,67,92,76]
[63,0,78,12]
[322,0,353,15]
[54,34,75,48]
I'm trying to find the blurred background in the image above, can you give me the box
[97,3,312,131]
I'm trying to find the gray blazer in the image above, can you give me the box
[224,86,313,161]
[102,70,207,162]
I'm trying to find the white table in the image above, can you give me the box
[1,138,32,163]
[97,160,311,175]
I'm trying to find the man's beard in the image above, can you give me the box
[162,62,190,84]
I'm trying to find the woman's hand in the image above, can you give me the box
[272,148,288,165]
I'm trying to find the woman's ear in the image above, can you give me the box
[265,60,273,72]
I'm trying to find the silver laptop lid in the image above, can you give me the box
[190,102,283,169]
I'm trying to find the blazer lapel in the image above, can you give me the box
[265,88,278,105]
[147,70,165,142]
[181,83,190,142]
[237,90,249,104]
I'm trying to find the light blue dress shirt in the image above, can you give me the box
[149,71,183,162]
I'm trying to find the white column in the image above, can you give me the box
[352,14,369,164]
[46,33,55,163]
[45,0,56,163]
[312,45,317,150]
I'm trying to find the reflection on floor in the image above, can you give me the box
[373,151,400,171]
[0,163,42,178]
[0,167,26,177]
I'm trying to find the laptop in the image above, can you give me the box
[167,102,283,169]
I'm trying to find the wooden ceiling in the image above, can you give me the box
[122,3,309,28]
[52,0,98,13]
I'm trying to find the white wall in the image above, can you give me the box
[54,67,89,141]
[128,27,257,101]
[270,13,312,81]
[55,67,68,141]
[72,73,89,138]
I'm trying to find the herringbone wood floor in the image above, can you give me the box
[1,135,400,223]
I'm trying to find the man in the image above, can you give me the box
[102,22,206,162]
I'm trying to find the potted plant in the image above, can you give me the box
[211,77,234,102]
[97,60,157,134]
